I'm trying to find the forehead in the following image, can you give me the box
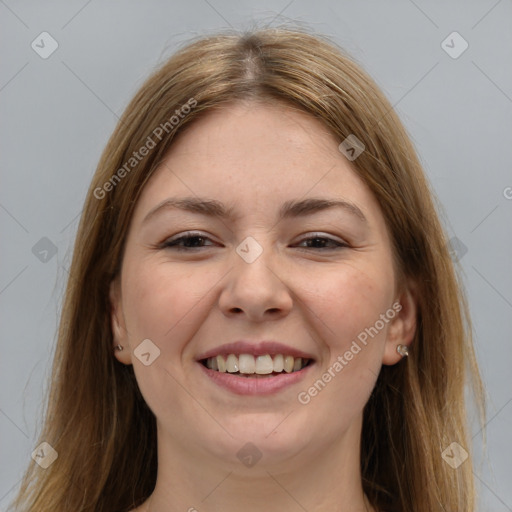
[170,100,340,166]
[131,101,382,226]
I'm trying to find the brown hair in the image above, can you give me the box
[9,26,485,512]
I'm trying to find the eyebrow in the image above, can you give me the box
[142,196,368,225]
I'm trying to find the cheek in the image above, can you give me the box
[121,259,213,345]
[294,267,394,437]
[120,259,216,420]
[304,260,395,350]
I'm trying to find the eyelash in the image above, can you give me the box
[160,231,348,252]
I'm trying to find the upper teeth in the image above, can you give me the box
[204,354,309,374]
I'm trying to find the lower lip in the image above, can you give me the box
[198,362,314,396]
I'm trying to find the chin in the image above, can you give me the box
[199,412,314,467]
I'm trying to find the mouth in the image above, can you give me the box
[196,341,316,395]
[200,354,313,378]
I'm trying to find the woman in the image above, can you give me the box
[10,26,485,512]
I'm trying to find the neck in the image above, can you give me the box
[141,416,374,512]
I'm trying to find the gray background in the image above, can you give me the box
[1,1,511,510]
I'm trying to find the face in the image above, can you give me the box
[110,100,416,471]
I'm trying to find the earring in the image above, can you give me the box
[397,344,409,357]
[115,344,124,351]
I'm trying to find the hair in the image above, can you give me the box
[9,25,485,512]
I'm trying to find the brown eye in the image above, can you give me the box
[295,234,348,250]
[162,232,217,251]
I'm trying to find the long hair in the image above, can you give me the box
[9,26,485,512]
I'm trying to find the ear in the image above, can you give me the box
[382,279,418,365]
[109,278,132,365]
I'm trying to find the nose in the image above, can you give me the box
[218,241,293,322]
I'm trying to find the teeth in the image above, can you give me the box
[273,354,284,372]
[283,355,294,373]
[239,354,256,374]
[255,355,273,374]
[216,355,226,372]
[204,354,310,375]
[226,354,239,373]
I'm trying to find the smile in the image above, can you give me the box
[201,354,312,377]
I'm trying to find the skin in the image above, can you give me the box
[110,100,417,512]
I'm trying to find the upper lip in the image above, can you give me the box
[196,340,316,361]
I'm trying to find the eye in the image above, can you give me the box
[294,234,348,251]
[161,232,216,251]
[159,232,348,252]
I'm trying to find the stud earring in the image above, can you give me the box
[397,344,409,357]
[115,344,124,351]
